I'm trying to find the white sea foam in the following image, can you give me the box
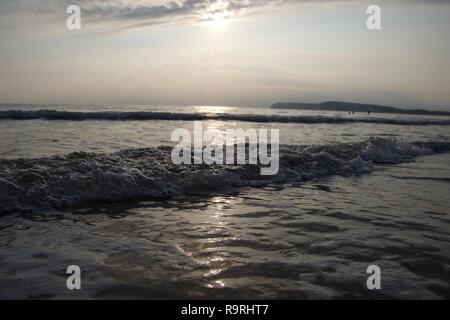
[0,138,448,214]
[1,109,450,125]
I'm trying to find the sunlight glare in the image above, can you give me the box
[203,10,234,30]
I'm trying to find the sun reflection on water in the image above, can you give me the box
[194,106,237,114]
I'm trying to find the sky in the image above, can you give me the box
[0,0,450,110]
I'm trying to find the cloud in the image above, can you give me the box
[0,1,337,25]
[1,0,449,29]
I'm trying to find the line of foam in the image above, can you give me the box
[1,110,450,125]
[1,138,449,214]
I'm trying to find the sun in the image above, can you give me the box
[209,14,227,29]
[202,10,234,30]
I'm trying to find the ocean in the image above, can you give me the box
[0,104,449,299]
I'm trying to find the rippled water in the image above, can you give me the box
[0,105,449,299]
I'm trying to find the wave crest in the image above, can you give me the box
[1,110,450,125]
[0,138,448,214]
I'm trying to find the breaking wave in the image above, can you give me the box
[1,110,450,126]
[1,138,450,214]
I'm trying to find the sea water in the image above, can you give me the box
[0,104,449,299]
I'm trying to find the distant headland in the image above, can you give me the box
[271,101,450,116]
